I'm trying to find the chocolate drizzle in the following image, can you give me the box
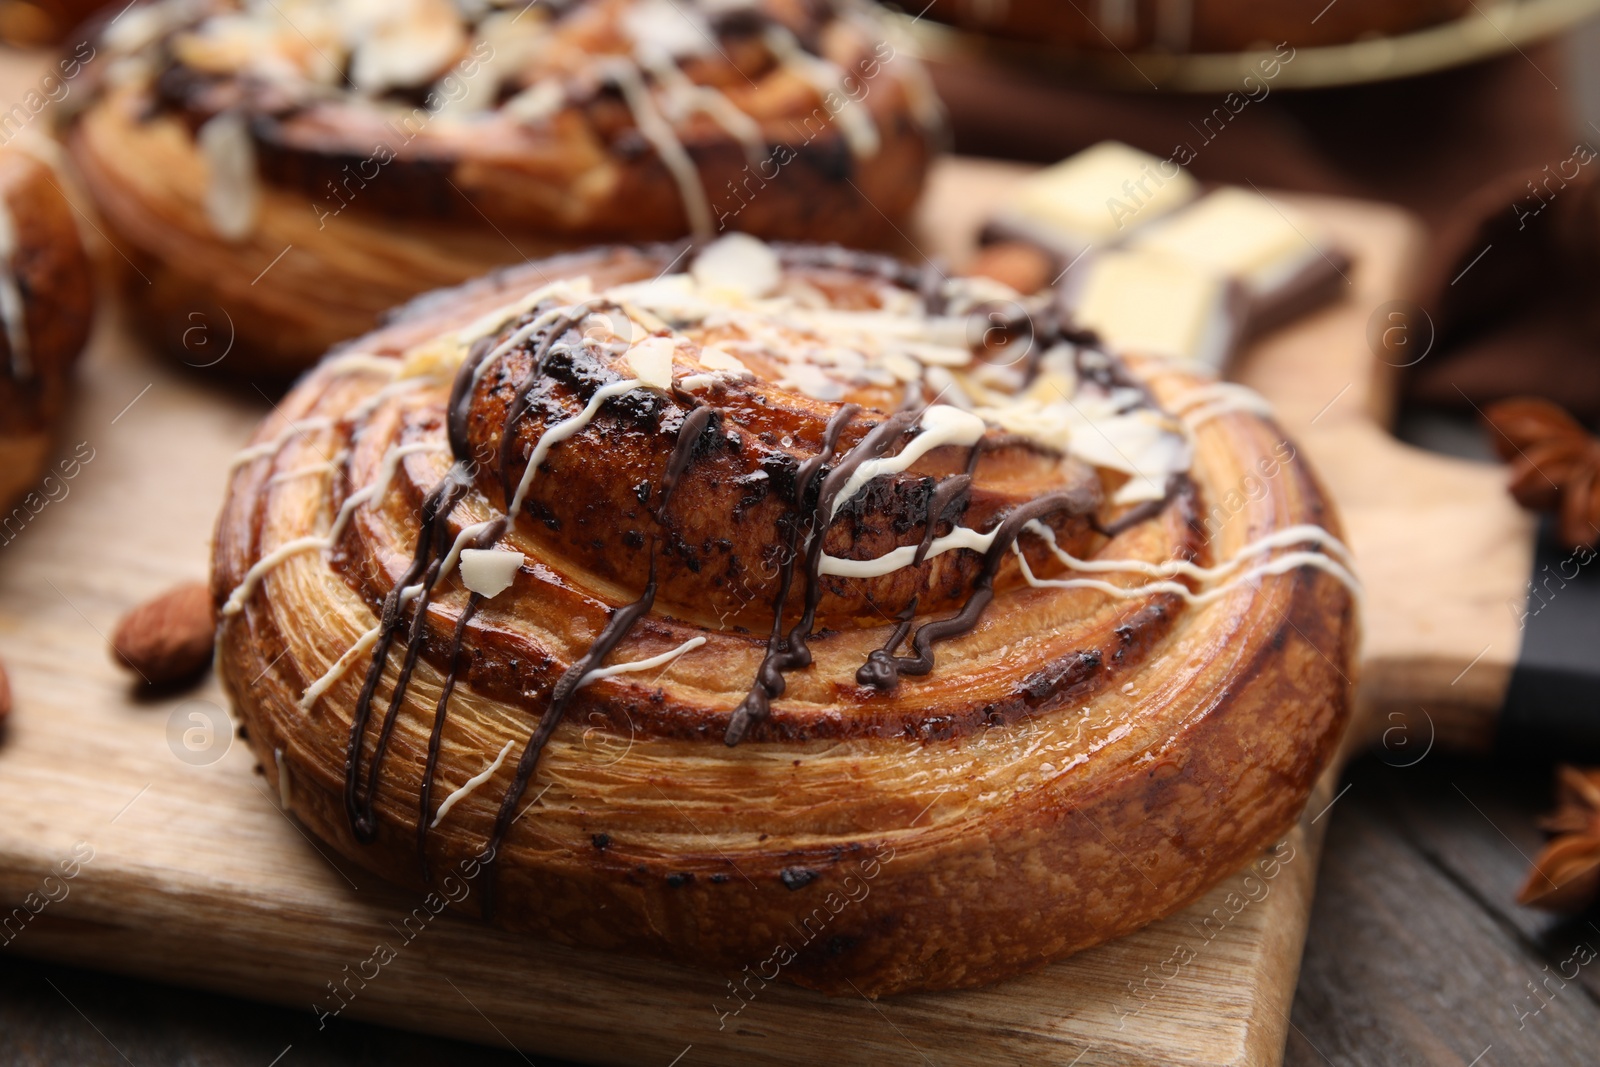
[343,466,474,843]
[417,590,483,881]
[724,403,860,747]
[478,402,717,916]
[330,247,1190,909]
[856,489,1098,690]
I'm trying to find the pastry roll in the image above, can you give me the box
[65,0,942,375]
[214,236,1357,996]
[0,141,92,515]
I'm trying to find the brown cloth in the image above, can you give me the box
[932,41,1600,417]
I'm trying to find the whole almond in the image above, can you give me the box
[966,241,1054,296]
[111,581,215,685]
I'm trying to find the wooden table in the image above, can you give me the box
[4,747,1589,1067]
[7,454,1574,1067]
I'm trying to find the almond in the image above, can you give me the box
[111,581,215,685]
[0,656,11,724]
[966,241,1054,296]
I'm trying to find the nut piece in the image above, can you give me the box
[966,241,1054,296]
[111,581,215,685]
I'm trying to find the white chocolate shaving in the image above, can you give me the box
[692,234,781,300]
[460,548,525,599]
[699,346,751,375]
[626,336,678,390]
[197,111,259,241]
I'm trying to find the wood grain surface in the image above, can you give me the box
[1285,751,1600,1067]
[9,750,1590,1067]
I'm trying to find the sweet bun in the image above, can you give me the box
[67,0,942,375]
[214,236,1357,995]
[0,141,92,513]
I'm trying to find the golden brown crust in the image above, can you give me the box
[0,143,92,510]
[212,244,1355,996]
[68,0,940,376]
[926,0,1473,53]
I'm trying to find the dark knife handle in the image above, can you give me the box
[1497,518,1600,757]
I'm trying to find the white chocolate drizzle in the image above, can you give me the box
[763,25,880,158]
[431,739,516,828]
[508,377,648,514]
[828,404,985,521]
[575,635,707,690]
[274,746,292,808]
[299,624,381,711]
[268,461,339,485]
[223,439,438,617]
[0,198,30,379]
[1014,520,1362,608]
[605,60,713,240]
[230,418,336,469]
[1168,382,1276,427]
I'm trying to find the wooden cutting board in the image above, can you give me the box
[0,154,1487,1066]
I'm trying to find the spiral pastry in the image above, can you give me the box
[66,0,941,375]
[214,236,1358,996]
[0,141,93,513]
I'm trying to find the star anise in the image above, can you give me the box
[1482,397,1600,550]
[1517,765,1600,913]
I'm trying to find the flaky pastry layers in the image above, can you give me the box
[214,238,1357,996]
[0,142,92,511]
[65,0,940,376]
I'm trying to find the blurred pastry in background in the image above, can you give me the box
[0,0,109,47]
[918,0,1473,53]
[64,0,943,376]
[0,140,92,514]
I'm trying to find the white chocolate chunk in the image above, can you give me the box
[1012,141,1198,243]
[1073,249,1234,371]
[1130,188,1322,297]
